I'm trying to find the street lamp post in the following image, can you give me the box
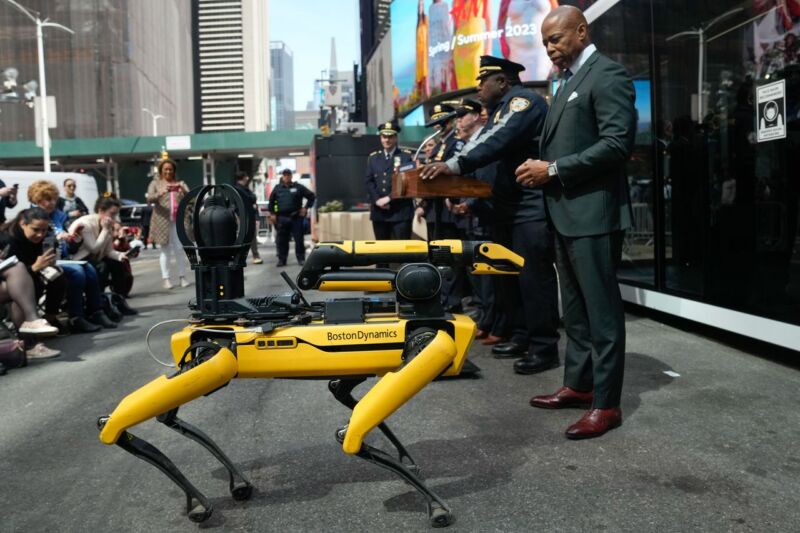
[142,108,165,136]
[3,0,74,171]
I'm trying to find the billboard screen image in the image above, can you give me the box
[392,0,560,115]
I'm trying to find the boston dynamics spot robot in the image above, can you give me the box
[97,185,523,527]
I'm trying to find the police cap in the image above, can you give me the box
[476,55,526,81]
[424,102,457,128]
[456,98,482,117]
[378,119,401,136]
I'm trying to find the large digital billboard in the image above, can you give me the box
[391,0,560,115]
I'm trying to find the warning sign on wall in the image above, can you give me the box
[756,79,786,143]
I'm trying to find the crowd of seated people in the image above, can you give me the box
[0,180,139,375]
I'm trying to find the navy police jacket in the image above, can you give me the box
[365,147,414,222]
[445,84,548,224]
[268,181,315,216]
[424,129,465,225]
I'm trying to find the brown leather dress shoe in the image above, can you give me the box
[475,329,488,340]
[565,408,622,440]
[529,386,593,409]
[480,335,506,346]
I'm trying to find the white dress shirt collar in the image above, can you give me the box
[567,43,597,77]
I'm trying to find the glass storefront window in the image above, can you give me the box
[654,0,800,325]
[581,0,657,287]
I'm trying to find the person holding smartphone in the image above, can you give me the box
[28,180,117,332]
[69,196,136,309]
[145,159,190,290]
[0,179,18,225]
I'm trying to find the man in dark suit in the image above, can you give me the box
[365,120,415,240]
[421,55,560,374]
[515,6,636,439]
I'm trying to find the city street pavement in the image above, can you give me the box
[2,243,800,533]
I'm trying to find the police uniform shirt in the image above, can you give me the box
[444,84,548,224]
[269,181,315,215]
[365,147,414,222]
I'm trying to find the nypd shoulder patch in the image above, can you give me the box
[509,97,531,112]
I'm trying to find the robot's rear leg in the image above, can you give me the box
[113,430,214,523]
[328,378,418,474]
[157,408,253,501]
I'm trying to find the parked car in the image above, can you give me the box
[119,199,151,228]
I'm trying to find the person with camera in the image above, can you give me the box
[28,180,117,333]
[146,159,190,289]
[0,179,18,225]
[69,196,137,314]
[0,208,80,359]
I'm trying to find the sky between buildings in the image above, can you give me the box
[270,0,361,111]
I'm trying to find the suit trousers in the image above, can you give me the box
[372,220,411,240]
[555,230,626,408]
[275,215,306,263]
[493,220,560,357]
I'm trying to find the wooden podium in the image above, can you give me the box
[391,167,492,199]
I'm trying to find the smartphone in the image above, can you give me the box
[12,183,18,188]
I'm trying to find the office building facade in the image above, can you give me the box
[270,41,294,130]
[192,0,270,132]
[0,0,194,141]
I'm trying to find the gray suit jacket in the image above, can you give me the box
[540,52,636,237]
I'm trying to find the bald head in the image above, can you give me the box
[541,6,591,71]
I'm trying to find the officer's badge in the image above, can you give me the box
[509,97,531,112]
[393,156,401,169]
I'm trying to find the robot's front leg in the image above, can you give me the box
[157,409,254,500]
[98,346,242,523]
[328,378,418,474]
[338,329,457,527]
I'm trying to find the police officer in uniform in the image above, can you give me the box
[421,55,560,375]
[268,169,316,267]
[365,120,415,240]
[417,102,467,312]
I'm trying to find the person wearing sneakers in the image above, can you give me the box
[27,182,117,333]
[232,171,262,265]
[0,253,60,360]
[145,159,190,289]
[69,196,137,314]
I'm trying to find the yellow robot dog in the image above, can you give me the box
[97,185,522,528]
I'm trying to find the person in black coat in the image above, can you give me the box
[0,179,18,225]
[268,169,315,267]
[232,172,262,264]
[365,120,415,240]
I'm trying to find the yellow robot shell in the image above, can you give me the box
[235,321,408,378]
[99,347,239,444]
